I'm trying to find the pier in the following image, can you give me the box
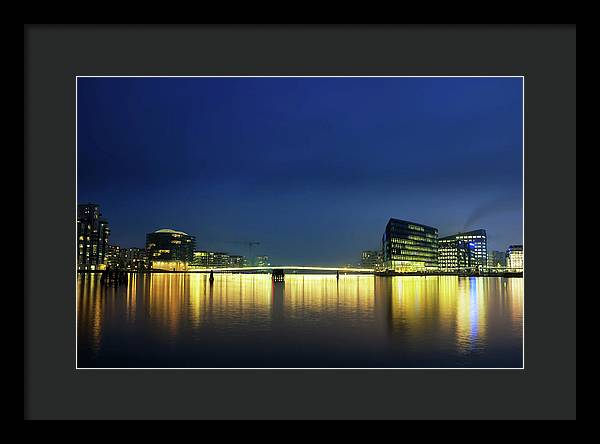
[272,269,285,282]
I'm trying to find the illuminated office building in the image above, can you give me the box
[145,228,195,271]
[438,238,475,271]
[456,230,487,268]
[437,229,488,270]
[77,203,110,270]
[228,255,245,268]
[382,219,438,271]
[361,250,383,269]
[210,252,231,268]
[191,250,210,268]
[506,245,524,270]
[191,250,236,269]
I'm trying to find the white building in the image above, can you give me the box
[506,245,524,270]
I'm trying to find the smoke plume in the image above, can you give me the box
[463,194,522,231]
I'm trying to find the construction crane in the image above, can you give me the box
[224,241,261,266]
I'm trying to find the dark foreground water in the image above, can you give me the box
[77,273,523,368]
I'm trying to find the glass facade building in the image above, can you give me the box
[437,229,488,270]
[382,219,438,271]
[456,229,487,268]
[438,238,475,271]
[77,203,110,270]
[145,228,195,270]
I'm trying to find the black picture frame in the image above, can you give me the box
[24,24,576,420]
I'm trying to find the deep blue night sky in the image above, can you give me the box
[77,77,523,265]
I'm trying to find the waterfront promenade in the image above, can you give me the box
[77,266,523,278]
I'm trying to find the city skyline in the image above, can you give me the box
[78,201,521,271]
[77,76,523,266]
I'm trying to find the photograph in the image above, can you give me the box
[76,76,524,369]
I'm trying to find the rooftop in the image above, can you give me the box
[439,229,487,240]
[387,218,438,232]
[153,228,189,236]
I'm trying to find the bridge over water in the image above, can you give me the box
[185,266,522,278]
[83,266,521,278]
[187,266,375,274]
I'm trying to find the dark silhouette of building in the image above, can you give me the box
[105,244,122,268]
[256,255,270,267]
[382,218,438,271]
[106,246,149,271]
[228,255,245,268]
[145,228,195,270]
[361,250,383,269]
[488,250,507,268]
[77,203,110,270]
[272,269,285,282]
[121,247,148,270]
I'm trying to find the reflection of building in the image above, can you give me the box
[77,203,110,270]
[361,250,383,269]
[488,250,507,268]
[145,228,195,271]
[437,230,488,270]
[438,238,474,271]
[506,245,524,270]
[256,255,270,267]
[382,218,438,271]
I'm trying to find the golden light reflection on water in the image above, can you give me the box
[145,273,274,338]
[507,277,524,327]
[282,275,374,318]
[380,275,522,356]
[77,274,103,354]
[77,273,523,367]
[126,273,137,323]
